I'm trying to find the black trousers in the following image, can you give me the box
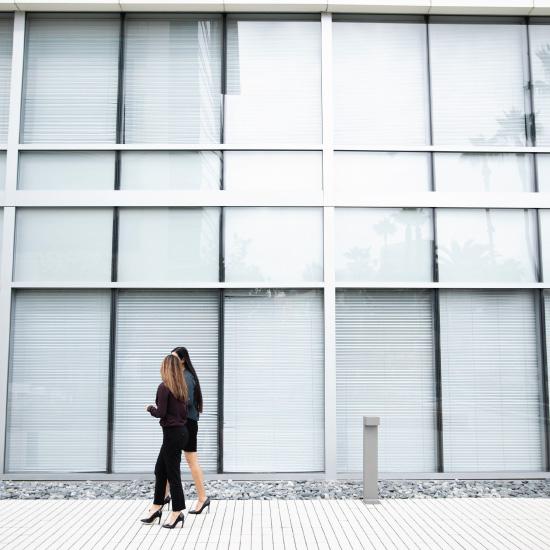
[153,426,188,512]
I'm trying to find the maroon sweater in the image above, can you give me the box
[147,382,187,428]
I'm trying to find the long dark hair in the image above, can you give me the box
[171,346,203,414]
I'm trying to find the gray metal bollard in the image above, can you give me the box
[363,416,380,504]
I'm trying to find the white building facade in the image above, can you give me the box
[1,1,550,479]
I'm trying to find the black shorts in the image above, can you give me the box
[184,419,198,453]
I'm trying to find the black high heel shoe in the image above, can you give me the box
[163,512,184,529]
[140,507,163,525]
[189,498,211,515]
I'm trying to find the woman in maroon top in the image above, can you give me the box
[140,354,189,529]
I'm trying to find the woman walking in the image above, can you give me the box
[141,354,189,529]
[168,346,210,514]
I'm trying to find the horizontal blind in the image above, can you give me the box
[336,290,436,473]
[440,290,543,472]
[123,15,222,143]
[429,22,528,146]
[22,15,119,143]
[0,15,12,143]
[333,20,430,147]
[223,289,324,472]
[113,290,219,473]
[6,290,110,472]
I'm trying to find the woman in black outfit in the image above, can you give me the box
[141,354,189,529]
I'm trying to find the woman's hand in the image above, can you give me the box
[145,404,154,412]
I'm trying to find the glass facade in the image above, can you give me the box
[2,13,550,477]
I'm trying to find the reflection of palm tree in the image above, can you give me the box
[373,218,396,247]
[226,235,264,280]
[391,208,430,243]
[338,246,375,280]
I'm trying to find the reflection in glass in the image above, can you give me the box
[539,210,550,282]
[528,24,550,145]
[434,153,533,192]
[436,209,538,282]
[14,208,113,282]
[117,208,219,282]
[0,152,5,190]
[18,152,115,190]
[120,151,221,190]
[429,22,528,146]
[334,152,431,194]
[335,208,433,282]
[333,20,430,146]
[225,17,321,143]
[22,15,120,143]
[223,151,322,192]
[123,15,222,143]
[224,208,323,282]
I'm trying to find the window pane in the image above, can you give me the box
[540,210,550,282]
[440,290,543,471]
[113,290,218,473]
[0,16,13,143]
[22,15,119,143]
[6,290,110,472]
[117,208,219,282]
[536,154,550,192]
[436,209,538,282]
[120,151,221,190]
[429,21,528,146]
[225,17,321,144]
[334,152,431,194]
[224,289,324,472]
[336,290,436,473]
[123,15,222,143]
[224,208,323,282]
[14,208,113,282]
[0,151,6,190]
[335,208,433,282]
[18,152,115,190]
[529,23,550,145]
[223,151,322,192]
[333,20,429,146]
[434,153,534,192]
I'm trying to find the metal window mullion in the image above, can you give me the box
[535,290,550,471]
[0,13,25,473]
[322,12,336,480]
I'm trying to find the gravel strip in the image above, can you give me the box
[1,480,550,500]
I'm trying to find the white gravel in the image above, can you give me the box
[1,479,550,500]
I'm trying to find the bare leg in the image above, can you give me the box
[185,452,207,510]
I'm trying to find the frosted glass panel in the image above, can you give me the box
[14,208,113,282]
[225,17,321,144]
[18,152,115,190]
[335,152,431,194]
[436,209,538,282]
[540,210,550,282]
[224,289,324,472]
[0,16,13,143]
[224,208,323,282]
[434,153,533,192]
[335,208,433,282]
[529,23,550,145]
[120,151,221,190]
[22,15,119,143]
[123,15,222,143]
[6,290,110,472]
[223,151,322,192]
[336,290,436,473]
[117,208,219,282]
[0,152,5,190]
[440,290,543,472]
[333,20,430,146]
[429,22,529,146]
[536,154,550,192]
